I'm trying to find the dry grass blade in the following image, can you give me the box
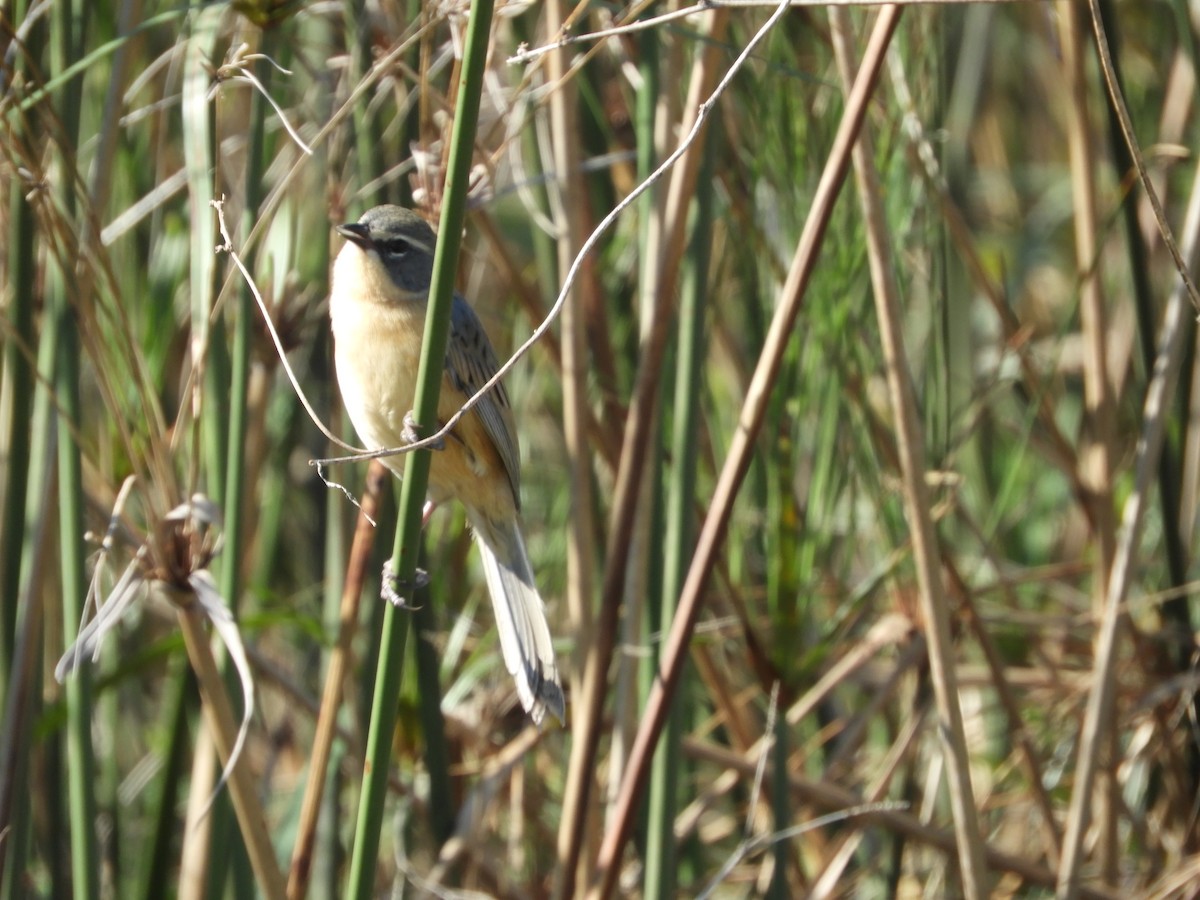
[540,0,602,895]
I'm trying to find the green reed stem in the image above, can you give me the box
[645,122,714,899]
[344,0,496,894]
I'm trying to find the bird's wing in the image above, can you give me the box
[444,295,521,504]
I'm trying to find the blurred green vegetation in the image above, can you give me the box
[2,1,1198,897]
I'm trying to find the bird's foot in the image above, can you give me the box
[402,411,445,450]
[381,559,429,608]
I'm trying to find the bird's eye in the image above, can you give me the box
[380,238,410,256]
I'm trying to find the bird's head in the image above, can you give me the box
[335,205,436,299]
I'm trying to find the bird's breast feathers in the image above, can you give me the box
[330,246,426,453]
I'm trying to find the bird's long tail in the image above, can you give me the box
[470,511,564,725]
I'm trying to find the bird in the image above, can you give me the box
[329,204,564,725]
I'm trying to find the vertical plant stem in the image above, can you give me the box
[287,460,388,899]
[179,726,218,897]
[833,9,986,896]
[204,32,278,900]
[344,2,495,894]
[1056,3,1119,881]
[633,6,666,782]
[176,10,223,896]
[0,440,55,900]
[0,184,35,691]
[54,134,100,900]
[1055,133,1200,900]
[0,0,41,709]
[91,7,143,884]
[544,0,597,680]
[222,32,273,648]
[1096,0,1197,791]
[184,6,223,502]
[1095,2,1188,588]
[344,0,382,206]
[139,660,196,900]
[644,126,713,900]
[50,0,99,895]
[412,579,454,844]
[543,0,600,894]
[587,10,903,898]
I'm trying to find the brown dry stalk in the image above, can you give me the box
[178,604,286,900]
[1057,5,1120,878]
[544,0,603,894]
[286,460,389,900]
[1057,8,1200,894]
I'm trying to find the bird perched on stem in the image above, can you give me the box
[330,204,564,725]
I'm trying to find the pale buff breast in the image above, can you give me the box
[331,243,518,522]
[331,243,424,460]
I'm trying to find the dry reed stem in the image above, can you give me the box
[838,8,1012,887]
[179,725,219,900]
[286,460,389,900]
[585,9,903,897]
[1056,72,1200,900]
[543,0,603,894]
[852,111,982,885]
[1057,3,1120,881]
[177,603,286,900]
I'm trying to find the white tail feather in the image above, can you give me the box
[471,512,564,724]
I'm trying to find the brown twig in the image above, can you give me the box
[286,460,388,899]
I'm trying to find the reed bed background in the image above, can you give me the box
[2,0,1199,897]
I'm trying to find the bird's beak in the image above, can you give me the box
[335,221,372,248]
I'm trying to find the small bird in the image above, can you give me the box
[330,205,564,725]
